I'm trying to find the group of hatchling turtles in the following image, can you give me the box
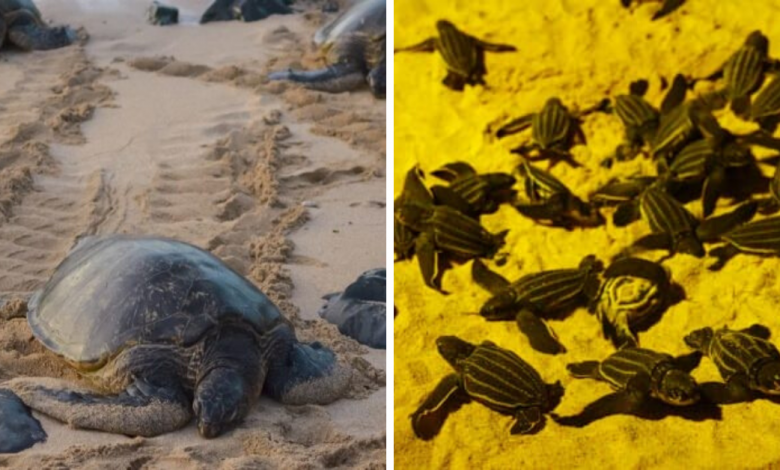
[395,17,780,439]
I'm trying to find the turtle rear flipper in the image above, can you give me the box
[0,389,46,453]
[411,374,470,440]
[265,341,352,405]
[4,377,192,437]
[6,10,76,51]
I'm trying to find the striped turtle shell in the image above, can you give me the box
[28,235,288,369]
[596,347,677,391]
[456,341,552,413]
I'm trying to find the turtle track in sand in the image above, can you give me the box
[0,46,114,294]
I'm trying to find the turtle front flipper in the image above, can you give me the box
[6,10,76,51]
[516,309,566,355]
[411,374,471,440]
[475,39,517,53]
[700,377,756,405]
[552,391,643,427]
[267,63,367,94]
[265,340,352,406]
[394,37,436,54]
[471,259,510,293]
[652,0,686,20]
[0,389,46,453]
[367,56,386,98]
[415,232,447,293]
[566,361,600,379]
[4,377,192,437]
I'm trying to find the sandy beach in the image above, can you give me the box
[0,0,386,467]
[395,0,780,468]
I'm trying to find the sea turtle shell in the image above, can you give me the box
[28,235,289,369]
[313,0,385,48]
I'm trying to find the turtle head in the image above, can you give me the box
[754,361,780,395]
[657,369,700,406]
[480,291,519,321]
[684,327,714,352]
[194,367,252,438]
[436,336,476,369]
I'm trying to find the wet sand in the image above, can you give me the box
[0,0,386,467]
[394,0,780,468]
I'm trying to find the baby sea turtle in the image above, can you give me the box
[411,336,564,440]
[396,201,508,293]
[592,257,671,349]
[702,31,780,117]
[394,166,429,262]
[707,215,780,270]
[429,162,516,217]
[394,20,516,91]
[615,186,757,259]
[685,325,780,403]
[268,0,385,97]
[0,389,46,453]
[558,347,701,423]
[200,0,292,23]
[318,268,386,349]
[2,235,351,438]
[496,97,610,169]
[0,0,76,51]
[472,256,602,355]
[513,158,604,229]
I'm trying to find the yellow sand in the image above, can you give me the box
[394,1,780,468]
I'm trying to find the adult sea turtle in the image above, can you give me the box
[268,0,386,98]
[1,235,351,439]
[0,0,76,51]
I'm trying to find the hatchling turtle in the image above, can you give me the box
[554,347,702,426]
[495,97,611,169]
[396,200,508,293]
[513,158,604,229]
[394,20,516,91]
[2,235,351,438]
[411,336,564,440]
[472,256,603,355]
[592,257,672,349]
[684,325,780,403]
[0,389,46,453]
[267,0,386,98]
[0,0,76,51]
[200,0,292,23]
[318,268,386,349]
[429,161,516,217]
[701,30,780,117]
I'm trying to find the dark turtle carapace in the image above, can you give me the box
[411,336,563,440]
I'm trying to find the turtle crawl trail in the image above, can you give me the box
[0,0,385,467]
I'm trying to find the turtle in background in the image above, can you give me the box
[268,0,386,98]
[200,0,292,23]
[318,268,386,349]
[1,235,352,439]
[1,0,77,51]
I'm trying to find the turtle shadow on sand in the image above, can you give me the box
[0,235,356,450]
